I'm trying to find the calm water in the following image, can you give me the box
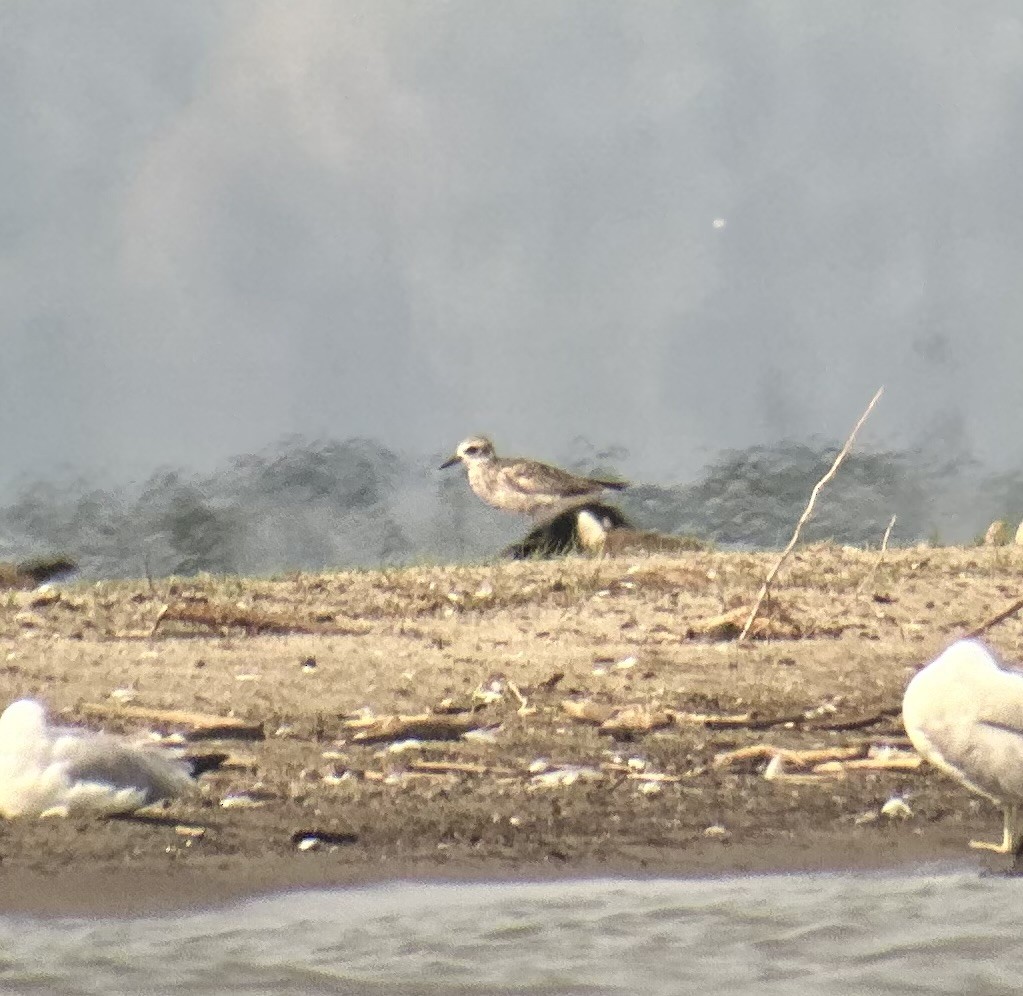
[2,871,1021,995]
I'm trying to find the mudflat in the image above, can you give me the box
[0,543,1018,915]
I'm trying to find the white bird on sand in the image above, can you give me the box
[0,699,196,819]
[903,639,1023,860]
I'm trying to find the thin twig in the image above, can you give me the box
[962,594,1023,640]
[737,386,884,642]
[853,513,897,599]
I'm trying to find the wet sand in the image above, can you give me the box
[0,544,1018,915]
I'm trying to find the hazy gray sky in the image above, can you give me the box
[4,1,1023,488]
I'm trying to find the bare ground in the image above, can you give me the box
[1,542,1021,915]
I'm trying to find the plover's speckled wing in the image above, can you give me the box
[497,460,626,500]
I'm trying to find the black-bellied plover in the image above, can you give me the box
[440,435,627,518]
[903,639,1023,861]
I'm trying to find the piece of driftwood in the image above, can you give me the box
[713,744,868,770]
[803,706,902,731]
[406,759,520,777]
[560,699,614,724]
[962,593,1023,640]
[80,702,265,740]
[599,706,673,736]
[537,671,566,691]
[674,710,809,731]
[343,712,483,743]
[675,703,900,733]
[813,753,922,773]
[151,600,370,637]
[601,763,684,783]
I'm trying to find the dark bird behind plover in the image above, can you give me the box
[502,502,707,559]
[440,435,627,518]
[903,639,1023,863]
[0,557,77,591]
[574,508,708,556]
[502,501,633,559]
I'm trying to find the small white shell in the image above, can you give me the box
[881,797,913,820]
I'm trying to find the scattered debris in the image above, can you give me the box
[183,751,230,777]
[343,712,485,744]
[881,797,913,820]
[472,675,507,707]
[151,600,371,637]
[813,751,921,773]
[507,681,535,716]
[407,759,519,777]
[713,744,868,771]
[174,825,207,839]
[685,604,813,641]
[537,671,565,691]
[560,699,613,725]
[290,829,358,849]
[461,726,501,744]
[220,794,268,809]
[599,706,673,737]
[530,765,603,788]
[80,703,265,741]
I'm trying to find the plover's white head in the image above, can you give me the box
[440,435,497,470]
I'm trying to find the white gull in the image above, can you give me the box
[0,699,196,818]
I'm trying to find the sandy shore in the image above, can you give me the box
[0,543,1018,915]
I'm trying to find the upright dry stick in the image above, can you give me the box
[852,512,898,599]
[737,386,885,642]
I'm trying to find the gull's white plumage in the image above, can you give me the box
[903,639,1023,857]
[0,699,195,818]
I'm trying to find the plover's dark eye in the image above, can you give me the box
[465,445,480,455]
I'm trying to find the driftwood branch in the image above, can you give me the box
[713,744,869,770]
[80,703,264,740]
[803,705,902,731]
[673,703,901,732]
[343,712,484,743]
[962,594,1023,640]
[738,386,884,642]
[151,600,369,637]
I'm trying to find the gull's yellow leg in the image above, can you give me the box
[970,806,1021,854]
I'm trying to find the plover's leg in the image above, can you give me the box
[970,806,1020,854]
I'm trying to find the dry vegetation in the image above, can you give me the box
[1,542,1022,913]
